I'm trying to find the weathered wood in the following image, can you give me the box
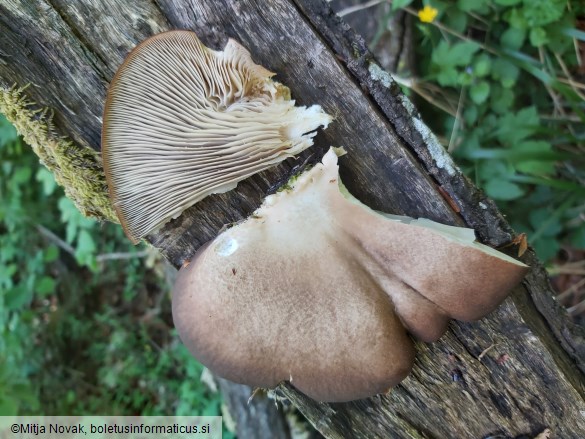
[1,0,584,437]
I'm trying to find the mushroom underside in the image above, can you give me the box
[102,30,331,242]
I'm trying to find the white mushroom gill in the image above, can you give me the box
[172,147,529,402]
[102,31,331,242]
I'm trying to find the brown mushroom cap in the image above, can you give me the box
[172,148,529,402]
[102,31,331,242]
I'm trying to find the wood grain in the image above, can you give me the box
[0,0,583,437]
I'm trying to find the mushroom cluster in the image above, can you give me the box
[172,148,528,402]
[102,31,330,243]
[102,31,529,403]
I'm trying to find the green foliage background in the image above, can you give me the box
[0,116,228,432]
[388,0,585,262]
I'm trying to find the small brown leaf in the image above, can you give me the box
[509,233,528,257]
[499,233,528,257]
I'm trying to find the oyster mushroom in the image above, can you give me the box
[172,148,529,402]
[102,30,331,242]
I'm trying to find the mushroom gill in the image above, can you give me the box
[172,148,529,402]
[102,30,331,242]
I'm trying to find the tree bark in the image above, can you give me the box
[1,0,584,437]
[215,378,291,439]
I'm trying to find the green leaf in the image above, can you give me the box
[494,0,521,5]
[501,27,526,50]
[11,167,32,185]
[520,0,565,27]
[0,263,17,289]
[495,106,539,145]
[43,245,59,263]
[0,396,18,416]
[457,0,487,12]
[513,141,557,176]
[75,229,98,270]
[5,285,33,310]
[532,237,560,262]
[513,140,553,155]
[59,196,96,243]
[484,179,526,200]
[524,185,554,205]
[546,22,577,54]
[529,27,549,47]
[516,160,555,176]
[529,209,562,237]
[432,41,452,66]
[569,225,585,249]
[463,105,478,124]
[76,230,96,257]
[445,8,468,33]
[473,54,491,77]
[450,41,481,66]
[36,167,57,196]
[505,8,527,29]
[432,41,480,67]
[36,276,56,296]
[561,27,585,41]
[466,146,569,163]
[479,114,499,135]
[454,131,481,159]
[470,81,490,104]
[508,175,585,193]
[0,116,19,147]
[490,86,515,114]
[458,70,474,86]
[436,67,459,86]
[476,160,512,181]
[0,242,16,263]
[392,0,413,11]
[502,50,554,84]
[491,58,520,88]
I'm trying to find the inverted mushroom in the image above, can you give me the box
[172,148,529,403]
[102,30,331,242]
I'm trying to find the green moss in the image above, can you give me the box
[277,165,313,193]
[0,85,118,223]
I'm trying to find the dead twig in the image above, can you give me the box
[337,0,385,17]
[36,224,149,263]
[478,343,497,361]
[557,277,585,302]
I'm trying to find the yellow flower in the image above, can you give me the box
[418,5,438,23]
